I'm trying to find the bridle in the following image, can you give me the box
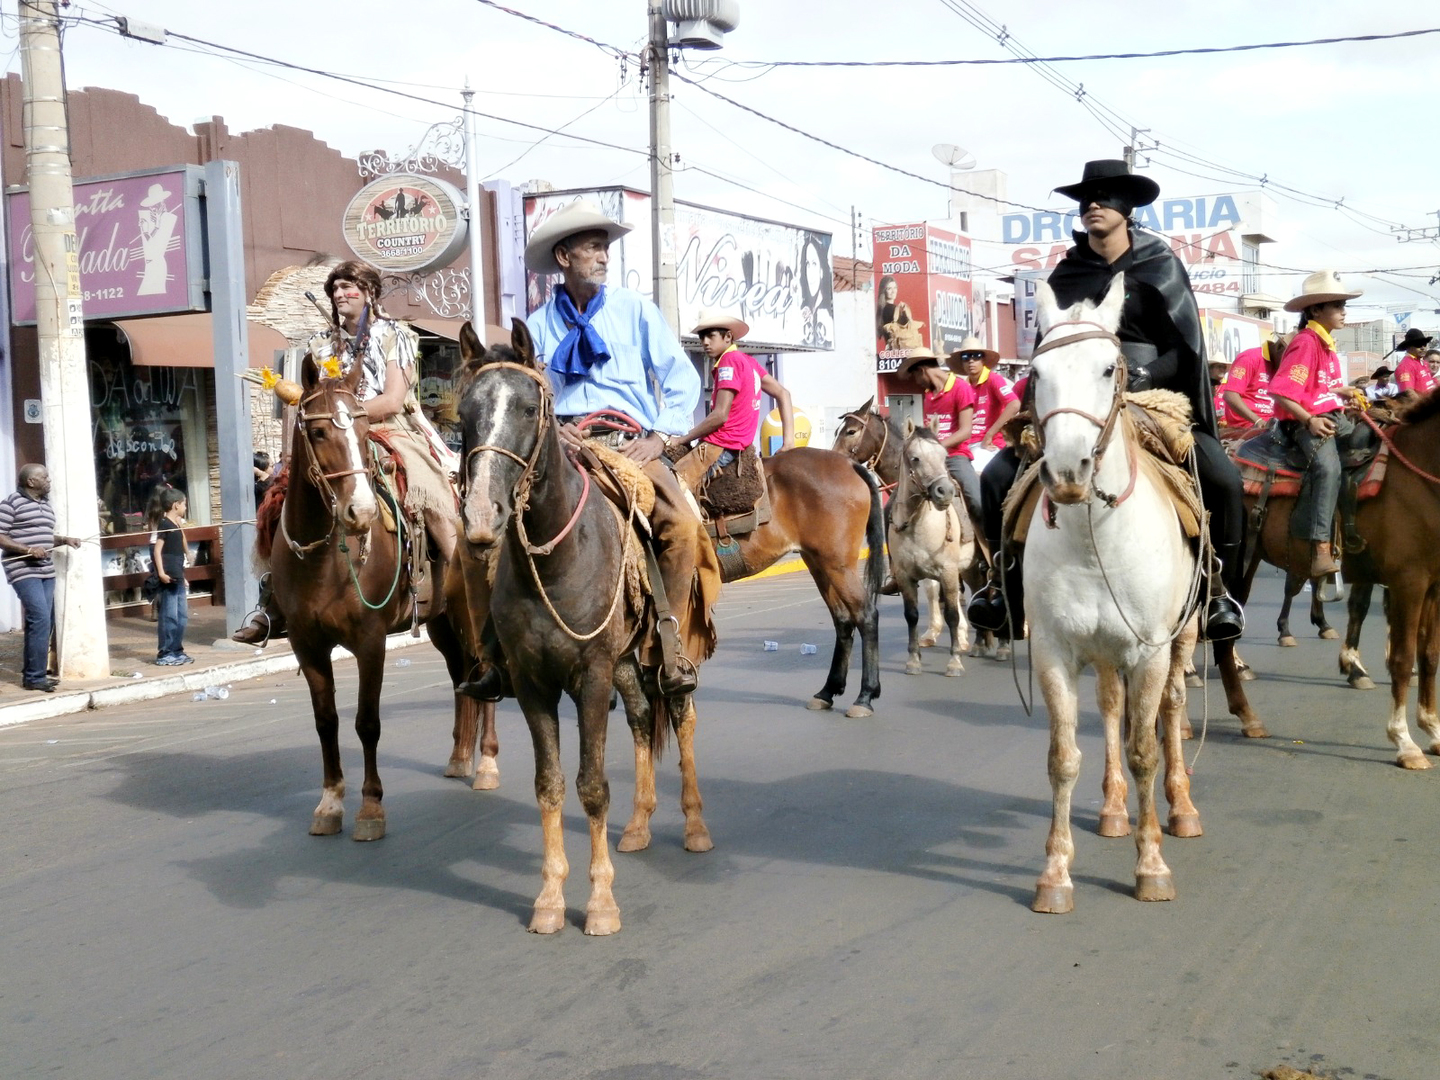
[459,361,633,642]
[281,382,375,559]
[893,435,957,540]
[840,408,889,471]
[1030,320,1137,511]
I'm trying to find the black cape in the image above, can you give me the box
[1045,228,1217,439]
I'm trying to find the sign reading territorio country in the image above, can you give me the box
[340,174,469,274]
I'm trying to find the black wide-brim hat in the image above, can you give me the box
[1397,327,1433,351]
[1053,159,1160,208]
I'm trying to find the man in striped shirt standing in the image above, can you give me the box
[0,465,81,692]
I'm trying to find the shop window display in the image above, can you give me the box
[417,336,463,453]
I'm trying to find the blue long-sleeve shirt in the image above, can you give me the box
[527,286,700,436]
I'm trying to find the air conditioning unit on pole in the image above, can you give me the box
[661,0,739,50]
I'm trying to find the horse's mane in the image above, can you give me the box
[1400,386,1440,426]
[908,426,941,444]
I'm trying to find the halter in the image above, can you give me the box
[841,408,889,471]
[460,361,634,641]
[1030,321,1137,511]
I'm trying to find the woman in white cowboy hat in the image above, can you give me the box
[670,308,794,495]
[947,335,1018,478]
[1268,269,1369,577]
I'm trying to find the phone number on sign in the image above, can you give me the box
[82,287,125,302]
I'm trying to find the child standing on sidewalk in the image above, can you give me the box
[151,489,192,666]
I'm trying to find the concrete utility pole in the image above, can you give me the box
[647,0,680,331]
[18,0,108,677]
[462,84,488,326]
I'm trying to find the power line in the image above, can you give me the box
[726,26,1440,67]
[466,0,634,60]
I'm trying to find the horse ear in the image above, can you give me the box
[458,321,485,365]
[903,417,916,439]
[510,317,540,371]
[1095,274,1126,332]
[301,350,321,391]
[859,394,875,415]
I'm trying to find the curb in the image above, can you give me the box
[0,629,431,731]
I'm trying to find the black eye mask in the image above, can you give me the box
[1081,190,1134,216]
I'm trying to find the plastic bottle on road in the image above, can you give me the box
[762,640,779,652]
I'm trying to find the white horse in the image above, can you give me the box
[888,422,973,677]
[1026,276,1202,915]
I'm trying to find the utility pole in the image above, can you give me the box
[462,84,488,326]
[647,0,679,331]
[18,0,108,677]
[1124,126,1151,172]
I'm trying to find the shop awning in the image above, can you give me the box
[412,316,513,348]
[112,313,290,369]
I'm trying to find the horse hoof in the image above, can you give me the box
[684,827,714,853]
[617,827,651,853]
[309,812,342,836]
[1135,873,1176,902]
[1320,627,1339,640]
[1429,741,1440,757]
[471,758,500,791]
[1169,814,1203,839]
[584,908,622,936]
[995,645,1012,662]
[1239,665,1257,682]
[1242,721,1270,739]
[1397,751,1432,771]
[1278,635,1298,648]
[945,661,965,677]
[1097,813,1131,838]
[528,907,566,934]
[918,635,937,649]
[807,696,834,711]
[1185,672,1202,689]
[443,758,473,779]
[1179,720,1194,740]
[905,659,923,676]
[844,704,874,719]
[1350,675,1375,691]
[1032,884,1074,914]
[351,816,386,842]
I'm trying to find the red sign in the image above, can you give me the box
[873,221,974,373]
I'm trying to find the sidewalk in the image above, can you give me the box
[0,600,428,729]
[0,552,815,729]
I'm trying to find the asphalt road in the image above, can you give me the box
[1,569,1434,1080]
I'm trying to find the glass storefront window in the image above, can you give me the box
[416,336,463,453]
[88,329,208,537]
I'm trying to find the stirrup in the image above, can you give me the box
[231,609,272,646]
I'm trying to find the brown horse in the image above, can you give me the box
[454,320,712,935]
[268,350,472,840]
[1255,398,1440,767]
[714,447,885,718]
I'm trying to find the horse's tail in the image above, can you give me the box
[853,461,886,614]
[651,692,672,763]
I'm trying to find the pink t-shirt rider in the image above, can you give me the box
[705,345,765,450]
[923,371,978,456]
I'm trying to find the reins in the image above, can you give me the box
[462,362,635,642]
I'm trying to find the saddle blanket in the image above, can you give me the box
[1233,422,1387,500]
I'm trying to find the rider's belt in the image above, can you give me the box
[557,414,648,451]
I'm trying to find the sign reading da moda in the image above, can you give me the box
[873,221,974,374]
[7,166,207,323]
[341,174,469,274]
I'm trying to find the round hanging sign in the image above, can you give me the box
[340,174,469,274]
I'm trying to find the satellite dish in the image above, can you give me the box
[932,143,976,170]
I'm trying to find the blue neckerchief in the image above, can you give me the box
[550,286,611,383]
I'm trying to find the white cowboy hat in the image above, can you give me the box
[894,347,942,380]
[1284,269,1363,313]
[946,335,1000,370]
[139,183,171,208]
[690,308,749,340]
[524,200,633,274]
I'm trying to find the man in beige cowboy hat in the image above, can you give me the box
[670,308,794,495]
[1268,269,1369,577]
[464,199,718,700]
[897,346,978,511]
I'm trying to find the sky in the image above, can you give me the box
[5,0,1438,317]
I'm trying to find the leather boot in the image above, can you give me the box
[1309,541,1341,578]
[231,604,285,645]
[880,573,901,596]
[1201,547,1246,642]
[457,661,511,702]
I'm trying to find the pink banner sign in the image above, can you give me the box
[8,167,205,324]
